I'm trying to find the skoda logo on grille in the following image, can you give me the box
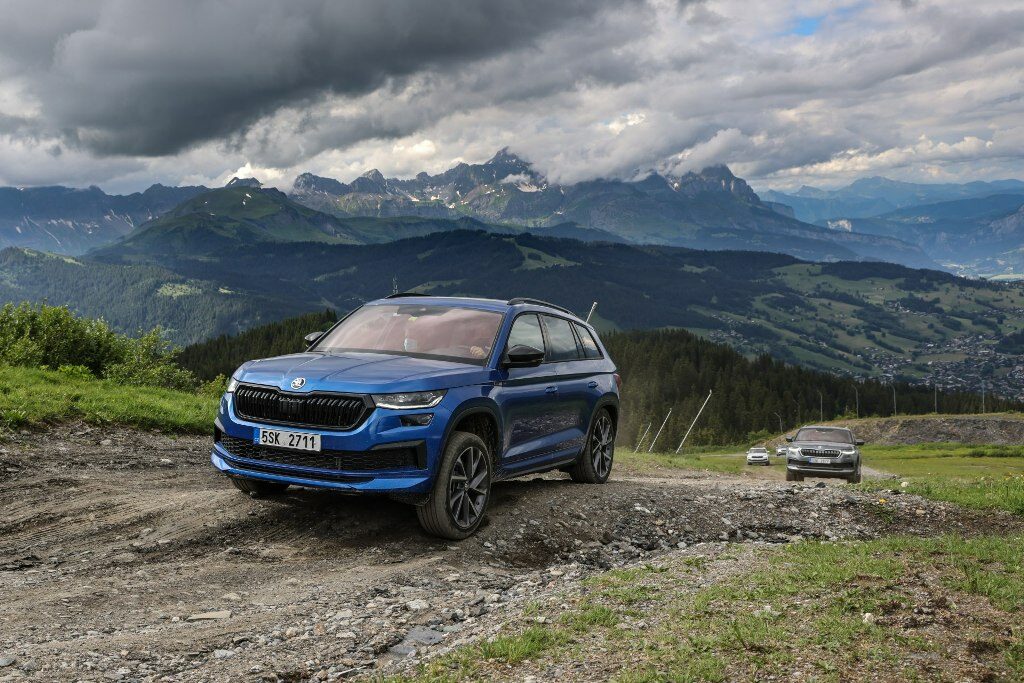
[290,377,306,390]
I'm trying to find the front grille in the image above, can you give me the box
[234,384,370,430]
[800,448,842,457]
[219,435,417,472]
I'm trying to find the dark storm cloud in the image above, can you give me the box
[1,0,1023,191]
[0,0,638,156]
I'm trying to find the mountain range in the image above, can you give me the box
[0,183,208,254]
[762,177,1024,224]
[0,151,938,269]
[287,150,935,268]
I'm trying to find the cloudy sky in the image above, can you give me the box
[0,0,1022,193]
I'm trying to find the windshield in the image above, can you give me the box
[794,428,853,444]
[313,304,503,364]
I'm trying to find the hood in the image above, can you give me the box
[236,351,495,394]
[792,441,856,450]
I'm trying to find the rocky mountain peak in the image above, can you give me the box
[225,177,262,189]
[293,172,349,195]
[668,165,759,203]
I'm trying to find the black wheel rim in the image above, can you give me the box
[591,415,614,479]
[448,446,489,529]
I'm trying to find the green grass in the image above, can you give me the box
[618,450,748,475]
[395,535,1024,681]
[861,444,1024,515]
[0,365,216,433]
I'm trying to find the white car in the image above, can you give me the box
[746,446,770,466]
[776,446,788,457]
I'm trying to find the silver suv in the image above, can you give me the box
[784,426,863,483]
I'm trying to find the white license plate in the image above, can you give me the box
[258,428,321,452]
[809,457,831,464]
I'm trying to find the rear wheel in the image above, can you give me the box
[417,431,491,540]
[569,409,615,484]
[786,470,803,482]
[231,477,289,497]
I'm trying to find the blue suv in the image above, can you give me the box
[211,295,620,539]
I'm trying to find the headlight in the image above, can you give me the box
[372,390,446,410]
[226,377,239,393]
[788,447,801,457]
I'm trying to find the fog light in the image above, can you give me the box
[400,413,433,427]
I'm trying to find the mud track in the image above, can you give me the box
[1,427,1020,681]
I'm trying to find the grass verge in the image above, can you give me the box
[618,450,748,475]
[393,536,1024,682]
[861,444,1024,515]
[0,365,216,434]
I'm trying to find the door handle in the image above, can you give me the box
[545,385,558,394]
[587,381,599,388]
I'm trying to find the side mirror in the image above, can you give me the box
[785,436,793,442]
[304,331,325,346]
[503,344,545,368]
[855,440,865,446]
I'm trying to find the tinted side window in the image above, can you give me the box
[541,315,580,361]
[574,323,602,359]
[507,314,545,353]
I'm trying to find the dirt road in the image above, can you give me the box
[1,427,1020,681]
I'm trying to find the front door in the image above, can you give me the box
[495,313,561,468]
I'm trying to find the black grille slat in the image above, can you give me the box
[218,436,416,472]
[800,448,843,457]
[234,384,369,430]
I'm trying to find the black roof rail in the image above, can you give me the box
[506,297,575,316]
[385,292,431,299]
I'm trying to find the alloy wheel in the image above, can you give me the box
[591,414,614,479]
[448,446,489,529]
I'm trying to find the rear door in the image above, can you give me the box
[536,314,590,460]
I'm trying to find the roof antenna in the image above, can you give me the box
[585,301,598,323]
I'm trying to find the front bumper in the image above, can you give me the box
[787,456,857,477]
[211,390,448,495]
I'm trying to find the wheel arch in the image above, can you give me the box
[443,399,503,469]
[594,393,620,432]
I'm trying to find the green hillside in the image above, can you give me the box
[0,247,298,344]
[8,229,1024,384]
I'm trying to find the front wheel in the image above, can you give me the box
[786,470,803,482]
[416,431,492,540]
[569,408,615,484]
[847,462,863,484]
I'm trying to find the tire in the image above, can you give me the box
[786,470,803,482]
[231,477,289,497]
[416,431,492,540]
[847,462,863,484]
[569,408,615,484]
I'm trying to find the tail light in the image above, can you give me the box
[613,373,622,391]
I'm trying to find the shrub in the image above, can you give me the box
[0,302,199,392]
[102,329,198,391]
[0,302,126,373]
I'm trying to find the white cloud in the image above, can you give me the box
[0,0,1022,191]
